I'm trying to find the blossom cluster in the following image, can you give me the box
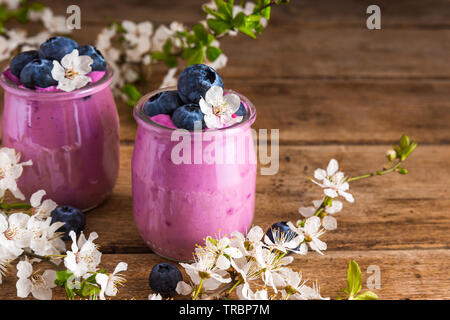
[174,158,357,300]
[0,4,71,62]
[0,147,128,300]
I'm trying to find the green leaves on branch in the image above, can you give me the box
[341,260,378,300]
[121,84,142,107]
[55,270,106,300]
[205,0,284,39]
[0,0,46,33]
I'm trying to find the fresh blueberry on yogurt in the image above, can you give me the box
[19,59,57,89]
[171,104,206,131]
[77,45,106,71]
[38,36,79,62]
[9,50,40,78]
[144,90,183,117]
[177,64,223,104]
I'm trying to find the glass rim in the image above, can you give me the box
[133,86,257,135]
[0,65,114,100]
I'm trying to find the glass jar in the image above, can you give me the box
[0,67,120,211]
[132,87,257,261]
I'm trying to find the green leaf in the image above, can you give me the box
[15,7,29,23]
[404,141,417,158]
[79,282,101,298]
[204,6,227,20]
[187,47,204,65]
[193,23,209,44]
[121,84,142,107]
[64,283,75,300]
[55,270,73,287]
[238,25,256,39]
[354,291,378,300]
[347,260,362,298]
[162,39,172,55]
[262,3,271,19]
[151,51,166,61]
[206,46,222,62]
[233,12,246,28]
[28,2,46,11]
[207,18,232,35]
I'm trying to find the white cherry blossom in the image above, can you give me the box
[0,147,32,200]
[30,190,58,219]
[16,260,56,300]
[230,225,265,256]
[199,86,242,129]
[0,212,31,257]
[312,159,354,203]
[236,283,268,300]
[148,293,163,300]
[95,262,128,300]
[299,198,343,231]
[264,226,304,254]
[52,49,93,92]
[288,216,327,255]
[180,251,231,291]
[64,231,101,278]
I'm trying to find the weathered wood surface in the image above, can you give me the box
[0,0,449,300]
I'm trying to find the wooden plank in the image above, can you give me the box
[1,249,449,299]
[39,0,450,28]
[76,144,450,253]
[114,79,450,144]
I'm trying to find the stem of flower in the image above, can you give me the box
[1,202,32,211]
[347,162,403,182]
[228,279,241,294]
[21,250,63,270]
[193,278,205,300]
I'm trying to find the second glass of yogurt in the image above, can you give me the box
[132,86,257,261]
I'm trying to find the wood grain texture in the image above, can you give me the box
[0,0,449,300]
[1,250,448,300]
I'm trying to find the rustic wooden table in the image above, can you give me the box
[1,0,449,300]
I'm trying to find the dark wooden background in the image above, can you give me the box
[0,0,449,299]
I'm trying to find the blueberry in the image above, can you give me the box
[177,64,223,104]
[171,104,206,131]
[9,50,40,78]
[144,90,183,117]
[19,59,57,89]
[77,45,106,71]
[235,102,247,117]
[39,36,78,61]
[266,221,301,254]
[50,206,86,241]
[149,263,183,298]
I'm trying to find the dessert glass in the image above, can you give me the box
[0,66,120,211]
[132,86,257,261]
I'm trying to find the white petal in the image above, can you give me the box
[223,247,243,258]
[298,206,316,218]
[199,98,212,115]
[223,93,240,113]
[326,200,343,214]
[247,226,264,242]
[176,281,192,295]
[309,238,327,254]
[30,190,46,208]
[215,254,231,270]
[324,188,338,198]
[339,190,354,203]
[42,270,57,289]
[205,85,223,105]
[51,61,66,81]
[16,278,32,298]
[322,216,337,231]
[204,114,221,129]
[327,159,339,176]
[113,262,128,275]
[95,273,109,300]
[314,169,327,181]
[16,260,33,279]
[305,216,321,234]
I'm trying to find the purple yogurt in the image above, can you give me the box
[0,66,120,211]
